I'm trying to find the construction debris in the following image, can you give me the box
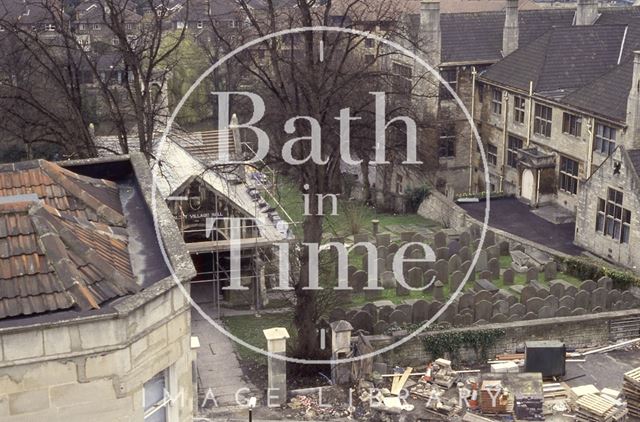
[623,366,640,419]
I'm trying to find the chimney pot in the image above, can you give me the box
[503,0,519,56]
[575,0,598,26]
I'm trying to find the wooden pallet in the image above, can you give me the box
[575,394,626,422]
[624,366,640,418]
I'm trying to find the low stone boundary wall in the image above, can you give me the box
[365,308,640,367]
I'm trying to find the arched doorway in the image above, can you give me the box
[521,169,535,202]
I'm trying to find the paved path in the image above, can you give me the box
[459,198,584,255]
[191,307,261,411]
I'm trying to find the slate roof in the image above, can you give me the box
[0,160,139,319]
[480,24,627,95]
[441,8,575,64]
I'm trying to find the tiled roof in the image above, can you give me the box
[0,160,138,319]
[441,9,575,64]
[480,24,626,95]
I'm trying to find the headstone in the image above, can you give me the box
[536,287,551,299]
[475,279,499,293]
[412,300,429,323]
[556,307,571,317]
[510,250,530,273]
[329,308,347,322]
[460,231,471,247]
[537,306,555,319]
[592,306,604,313]
[475,300,493,321]
[575,290,590,310]
[559,295,575,309]
[448,240,461,257]
[353,270,367,292]
[376,233,391,247]
[377,246,388,264]
[597,276,613,291]
[523,312,537,320]
[459,246,471,262]
[476,250,488,272]
[520,285,537,304]
[474,290,493,305]
[376,258,385,280]
[607,290,621,310]
[526,267,539,283]
[488,258,500,280]
[400,231,416,243]
[499,240,510,256]
[525,297,544,314]
[388,243,399,254]
[436,247,450,260]
[493,299,509,316]
[543,295,559,313]
[389,310,411,326]
[549,280,565,298]
[450,270,464,292]
[427,301,443,320]
[503,269,514,286]
[435,259,448,284]
[580,280,597,292]
[509,303,526,317]
[544,262,557,281]
[455,312,474,327]
[480,270,493,281]
[412,233,426,243]
[590,287,608,310]
[385,253,395,271]
[439,305,457,325]
[362,303,378,321]
[433,281,445,301]
[485,230,496,246]
[487,245,500,261]
[448,254,462,274]
[351,311,374,333]
[353,233,369,254]
[424,269,437,290]
[408,267,423,289]
[571,307,586,316]
[508,314,522,322]
[379,306,394,322]
[374,321,389,334]
[459,292,474,310]
[434,231,447,249]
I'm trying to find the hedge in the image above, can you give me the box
[559,256,640,290]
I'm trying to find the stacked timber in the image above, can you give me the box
[623,366,640,419]
[575,394,627,421]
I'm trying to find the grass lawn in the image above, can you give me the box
[265,177,439,238]
[222,313,295,365]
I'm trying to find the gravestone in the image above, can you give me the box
[396,282,410,297]
[475,279,499,293]
[590,287,608,310]
[543,295,559,313]
[607,290,621,309]
[544,262,557,281]
[388,243,399,254]
[435,259,449,284]
[549,280,565,298]
[450,270,464,292]
[374,321,390,334]
[476,250,488,272]
[526,297,544,314]
[485,230,496,246]
[474,290,493,305]
[353,270,367,292]
[412,233,426,243]
[491,313,508,323]
[520,285,537,304]
[493,299,509,316]
[412,300,429,323]
[459,246,471,262]
[499,240,510,256]
[376,258,385,280]
[459,292,474,310]
[353,233,369,254]
[488,258,500,280]
[408,267,423,289]
[448,240,461,257]
[351,311,374,333]
[385,253,395,271]
[597,276,613,291]
[523,312,537,320]
[559,295,575,309]
[564,284,579,297]
[362,303,378,321]
[400,231,416,243]
[376,233,391,247]
[439,305,457,325]
[575,290,590,310]
[329,308,347,322]
[571,308,586,316]
[580,280,597,292]
[536,287,551,299]
[379,306,394,322]
[397,304,412,317]
[498,289,517,306]
[503,269,515,286]
[526,267,539,283]
[475,300,493,322]
[448,254,462,274]
[428,301,443,320]
[508,314,522,322]
[556,307,571,317]
[437,247,450,261]
[509,303,526,317]
[460,231,471,247]
[510,250,530,273]
[622,291,638,306]
[364,287,383,301]
[434,231,447,249]
[389,310,411,326]
[455,312,474,327]
[537,306,555,319]
[487,245,500,261]
[424,269,438,290]
[480,270,493,281]
[433,281,445,301]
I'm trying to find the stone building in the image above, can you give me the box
[474,2,640,213]
[575,146,640,271]
[0,154,196,421]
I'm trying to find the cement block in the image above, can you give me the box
[50,379,117,407]
[44,326,72,356]
[167,311,189,344]
[85,348,132,379]
[79,320,123,349]
[9,388,50,415]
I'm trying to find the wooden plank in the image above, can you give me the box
[391,367,413,395]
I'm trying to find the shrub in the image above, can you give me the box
[559,256,640,290]
[405,185,431,212]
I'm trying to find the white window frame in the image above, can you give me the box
[594,123,617,156]
[513,95,525,124]
[491,88,502,115]
[534,103,553,137]
[143,365,179,422]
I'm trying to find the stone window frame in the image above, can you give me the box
[391,61,413,96]
[596,188,631,243]
[594,122,617,156]
[92,23,101,31]
[562,112,582,137]
[559,156,579,195]
[507,134,523,168]
[491,88,502,115]
[513,95,525,124]
[533,103,553,137]
[143,369,170,421]
[487,144,498,166]
[438,125,456,158]
[197,21,204,29]
[439,67,457,100]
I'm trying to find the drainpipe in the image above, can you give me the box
[526,81,533,147]
[500,92,510,192]
[586,117,595,178]
[535,168,541,207]
[469,67,477,193]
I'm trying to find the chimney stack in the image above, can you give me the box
[420,0,441,65]
[575,0,598,26]
[503,0,519,56]
[626,51,640,147]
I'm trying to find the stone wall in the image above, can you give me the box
[366,308,640,367]
[0,282,194,422]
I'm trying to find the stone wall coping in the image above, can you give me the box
[365,308,640,344]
